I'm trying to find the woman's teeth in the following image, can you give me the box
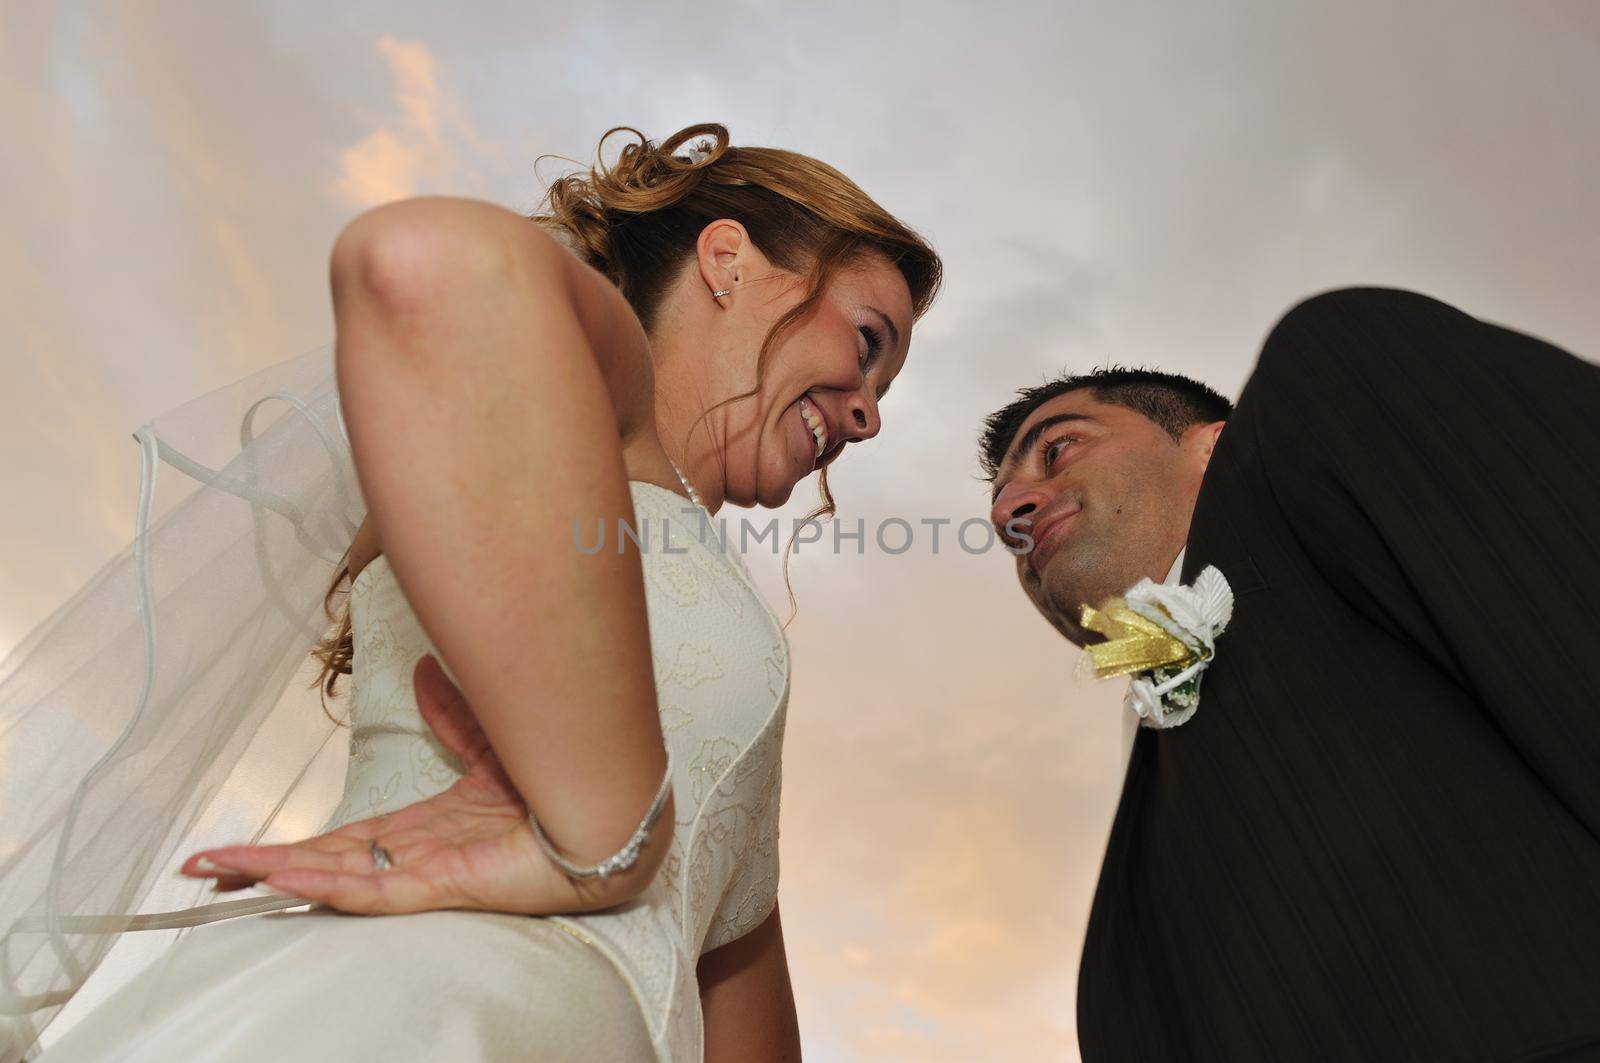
[799,395,828,459]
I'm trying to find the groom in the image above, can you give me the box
[981,288,1600,1062]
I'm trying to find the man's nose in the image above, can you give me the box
[991,482,1051,544]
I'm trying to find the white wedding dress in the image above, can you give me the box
[39,481,791,1063]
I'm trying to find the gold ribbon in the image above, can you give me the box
[1079,599,1197,680]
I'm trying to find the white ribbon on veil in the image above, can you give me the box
[0,344,368,1060]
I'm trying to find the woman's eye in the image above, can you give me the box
[858,324,883,367]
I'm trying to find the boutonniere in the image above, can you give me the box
[1078,566,1234,729]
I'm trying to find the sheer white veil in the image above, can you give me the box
[0,343,366,1060]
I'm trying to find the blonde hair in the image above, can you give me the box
[311,123,942,707]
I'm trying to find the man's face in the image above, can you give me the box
[987,390,1221,645]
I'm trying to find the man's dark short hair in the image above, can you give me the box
[979,366,1234,481]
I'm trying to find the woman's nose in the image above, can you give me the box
[990,482,1050,544]
[842,391,880,441]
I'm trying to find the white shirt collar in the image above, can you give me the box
[1164,547,1187,587]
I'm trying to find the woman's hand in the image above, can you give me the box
[180,655,669,915]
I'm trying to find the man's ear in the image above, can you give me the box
[1183,420,1226,472]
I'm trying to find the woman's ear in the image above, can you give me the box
[695,218,749,300]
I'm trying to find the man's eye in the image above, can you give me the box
[1043,437,1074,469]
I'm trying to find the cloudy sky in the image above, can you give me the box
[4,1,1598,1058]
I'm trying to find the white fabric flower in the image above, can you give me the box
[1121,565,1234,729]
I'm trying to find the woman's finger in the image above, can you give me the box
[181,807,403,880]
[263,867,445,915]
[183,836,369,881]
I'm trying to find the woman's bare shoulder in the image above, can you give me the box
[333,196,573,295]
[333,195,656,445]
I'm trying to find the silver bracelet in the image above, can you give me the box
[528,753,674,881]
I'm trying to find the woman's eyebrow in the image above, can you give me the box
[865,305,901,352]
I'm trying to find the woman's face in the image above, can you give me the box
[706,249,917,508]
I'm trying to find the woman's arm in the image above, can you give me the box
[698,906,803,1062]
[330,195,670,908]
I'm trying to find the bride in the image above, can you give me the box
[4,123,940,1061]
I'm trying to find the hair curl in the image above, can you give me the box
[311,123,942,709]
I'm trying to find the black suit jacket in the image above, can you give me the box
[1077,288,1600,1063]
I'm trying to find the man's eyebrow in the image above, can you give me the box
[990,412,1093,502]
[1011,412,1091,466]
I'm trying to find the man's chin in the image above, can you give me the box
[1020,548,1060,591]
[1031,555,1077,608]
[1049,613,1094,648]
[1037,566,1125,647]
[1023,576,1086,646]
